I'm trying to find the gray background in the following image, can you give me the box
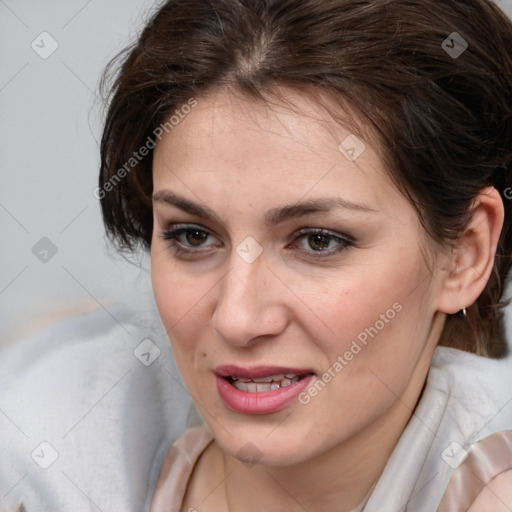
[1,0,157,343]
[1,0,512,343]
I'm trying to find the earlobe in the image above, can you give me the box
[437,187,504,316]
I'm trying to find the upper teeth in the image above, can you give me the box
[231,374,301,392]
[233,374,298,382]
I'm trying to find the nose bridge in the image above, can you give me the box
[212,251,287,345]
[222,253,266,315]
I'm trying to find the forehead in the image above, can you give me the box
[152,88,403,218]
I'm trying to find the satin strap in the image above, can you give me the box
[437,430,512,511]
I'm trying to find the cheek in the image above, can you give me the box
[291,252,426,369]
[326,293,429,415]
[151,248,214,358]
[151,250,189,338]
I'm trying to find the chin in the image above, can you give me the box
[210,419,321,468]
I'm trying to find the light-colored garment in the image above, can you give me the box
[149,347,512,511]
[438,431,512,510]
[0,301,190,512]
[364,347,512,511]
[150,424,213,512]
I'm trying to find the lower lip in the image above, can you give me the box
[215,374,315,415]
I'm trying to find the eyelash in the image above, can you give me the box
[160,223,355,260]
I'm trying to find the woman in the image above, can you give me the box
[99,0,512,510]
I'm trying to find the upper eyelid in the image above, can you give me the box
[163,224,218,240]
[291,227,353,240]
[163,223,218,237]
[162,224,351,240]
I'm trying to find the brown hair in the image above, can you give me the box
[99,0,512,357]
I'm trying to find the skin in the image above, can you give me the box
[150,88,504,511]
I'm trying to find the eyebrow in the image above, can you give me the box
[264,197,376,226]
[152,191,376,227]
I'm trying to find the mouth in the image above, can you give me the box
[214,365,316,414]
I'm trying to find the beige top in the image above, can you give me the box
[438,430,512,511]
[150,425,512,511]
[150,424,214,512]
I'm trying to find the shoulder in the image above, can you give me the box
[418,348,512,510]
[437,430,512,510]
[427,347,512,435]
[468,469,512,512]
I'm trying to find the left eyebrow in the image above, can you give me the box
[264,198,377,226]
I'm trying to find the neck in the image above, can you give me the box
[223,401,407,511]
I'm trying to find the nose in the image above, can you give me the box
[211,254,289,347]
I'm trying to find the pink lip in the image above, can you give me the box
[214,365,315,415]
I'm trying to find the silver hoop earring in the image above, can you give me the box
[457,307,467,319]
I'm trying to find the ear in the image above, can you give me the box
[437,187,504,315]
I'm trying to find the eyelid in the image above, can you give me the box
[162,222,216,237]
[291,227,355,243]
[162,219,222,235]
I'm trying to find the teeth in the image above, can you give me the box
[232,376,300,392]
[231,373,299,382]
[246,383,257,393]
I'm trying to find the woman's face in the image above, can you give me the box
[151,88,446,466]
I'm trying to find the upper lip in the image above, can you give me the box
[214,365,315,379]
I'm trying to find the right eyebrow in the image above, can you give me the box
[152,190,224,224]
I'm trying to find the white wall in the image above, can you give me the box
[1,0,512,343]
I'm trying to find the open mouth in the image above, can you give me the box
[215,367,316,414]
[225,373,312,392]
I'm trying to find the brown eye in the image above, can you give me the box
[307,233,332,251]
[287,228,354,257]
[161,224,219,251]
[186,229,209,246]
